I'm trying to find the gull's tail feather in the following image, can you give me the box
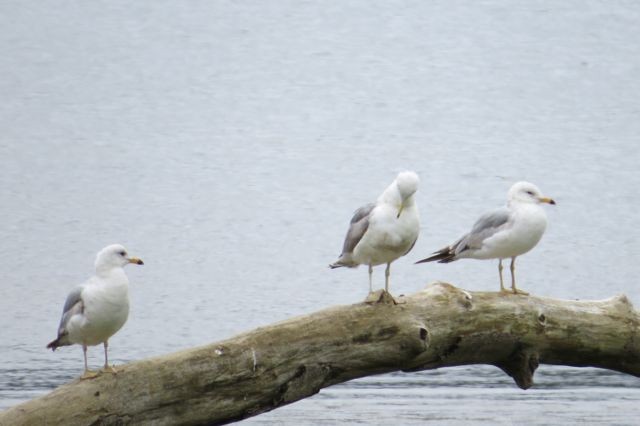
[329,253,357,269]
[415,246,457,264]
[46,334,71,351]
[46,338,60,351]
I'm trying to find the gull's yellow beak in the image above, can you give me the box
[128,257,144,265]
[539,196,556,205]
[397,203,405,218]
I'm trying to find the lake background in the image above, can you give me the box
[1,1,640,424]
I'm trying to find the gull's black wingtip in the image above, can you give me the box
[415,247,456,264]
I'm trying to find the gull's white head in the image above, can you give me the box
[394,171,420,218]
[396,171,420,200]
[95,244,144,271]
[508,181,556,206]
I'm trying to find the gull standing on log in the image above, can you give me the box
[47,244,144,378]
[416,181,555,295]
[330,171,420,293]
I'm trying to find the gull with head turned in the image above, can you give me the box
[330,171,421,294]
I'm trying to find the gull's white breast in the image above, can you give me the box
[353,202,420,265]
[67,271,130,346]
[483,204,548,259]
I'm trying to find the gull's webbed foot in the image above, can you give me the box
[101,365,118,375]
[80,369,100,380]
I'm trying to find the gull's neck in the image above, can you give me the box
[508,199,545,215]
[95,265,127,282]
[378,182,402,205]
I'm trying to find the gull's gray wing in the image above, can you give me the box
[56,286,85,336]
[330,202,376,268]
[47,285,86,349]
[454,207,512,255]
[341,202,376,255]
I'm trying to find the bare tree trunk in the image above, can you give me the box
[2,282,639,425]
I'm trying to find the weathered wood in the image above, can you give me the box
[2,282,639,425]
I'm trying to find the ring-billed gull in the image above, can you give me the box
[330,171,420,294]
[46,244,144,378]
[416,181,555,295]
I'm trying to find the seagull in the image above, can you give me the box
[416,181,555,295]
[47,244,144,378]
[330,171,420,294]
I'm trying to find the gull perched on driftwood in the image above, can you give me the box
[330,171,420,294]
[416,181,555,295]
[47,244,144,378]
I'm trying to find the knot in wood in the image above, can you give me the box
[537,313,547,326]
[419,327,428,341]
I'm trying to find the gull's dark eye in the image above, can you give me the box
[526,190,535,196]
[119,250,126,257]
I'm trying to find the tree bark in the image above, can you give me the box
[2,282,639,425]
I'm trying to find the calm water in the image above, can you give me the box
[1,1,640,424]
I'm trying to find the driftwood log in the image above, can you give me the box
[1,282,639,425]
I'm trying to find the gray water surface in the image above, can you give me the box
[2,1,640,424]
